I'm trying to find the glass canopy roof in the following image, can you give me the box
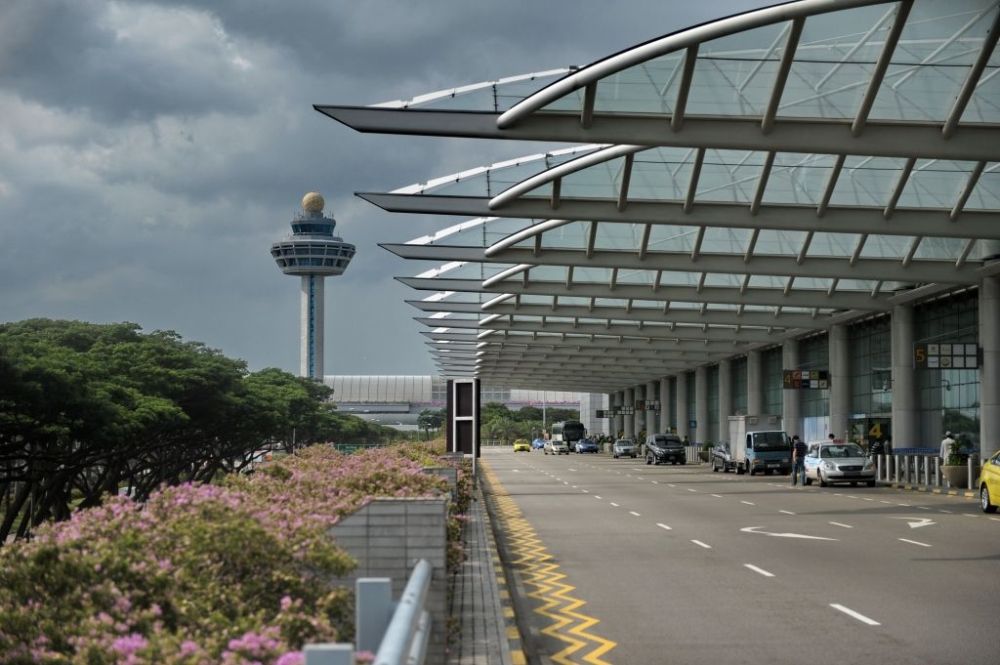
[320,0,1000,393]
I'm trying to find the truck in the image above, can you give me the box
[727,415,792,476]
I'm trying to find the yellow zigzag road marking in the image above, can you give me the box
[484,462,617,664]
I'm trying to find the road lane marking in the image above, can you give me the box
[594,495,601,499]
[712,494,724,498]
[636,476,644,480]
[829,522,853,528]
[742,526,837,540]
[963,514,977,518]
[891,517,935,529]
[629,511,641,517]
[572,485,577,489]
[898,538,931,547]
[847,495,859,499]
[610,502,619,507]
[990,517,1000,522]
[779,510,795,515]
[830,604,880,626]
[569,468,576,471]
[657,523,672,531]
[863,498,874,501]
[896,503,910,507]
[688,488,698,493]
[917,506,931,510]
[668,484,676,488]
[939,510,953,514]
[691,540,712,549]
[744,564,775,578]
[563,481,569,485]
[651,480,659,484]
[741,501,756,506]
[581,489,589,493]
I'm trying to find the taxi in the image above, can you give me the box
[979,450,1000,513]
[513,438,531,453]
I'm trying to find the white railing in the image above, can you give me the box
[874,454,980,491]
[304,559,432,665]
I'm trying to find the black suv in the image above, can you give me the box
[645,433,686,465]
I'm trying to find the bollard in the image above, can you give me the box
[968,455,977,491]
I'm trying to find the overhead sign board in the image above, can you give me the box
[783,369,830,389]
[913,342,980,369]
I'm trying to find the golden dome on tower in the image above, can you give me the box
[301,192,325,213]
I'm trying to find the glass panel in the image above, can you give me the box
[702,227,751,254]
[618,269,655,285]
[970,169,1000,209]
[646,224,698,252]
[592,51,686,114]
[859,234,909,258]
[595,222,646,251]
[540,222,588,249]
[754,229,808,255]
[761,154,836,205]
[831,156,908,206]
[695,149,767,203]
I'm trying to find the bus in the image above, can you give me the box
[551,420,586,444]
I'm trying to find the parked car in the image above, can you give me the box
[645,433,686,465]
[613,438,637,459]
[711,442,736,472]
[574,438,599,453]
[803,442,876,487]
[544,440,570,455]
[979,449,1000,513]
[531,437,546,450]
[513,438,531,453]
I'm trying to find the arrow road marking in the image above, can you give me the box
[741,526,838,541]
[891,517,936,529]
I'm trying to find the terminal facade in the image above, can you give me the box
[318,0,1000,461]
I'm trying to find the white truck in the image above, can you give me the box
[727,415,792,476]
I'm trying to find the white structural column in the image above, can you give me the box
[623,388,634,438]
[782,340,801,438]
[719,359,732,444]
[695,367,708,444]
[646,380,658,434]
[829,324,850,442]
[300,275,325,379]
[676,373,689,439]
[613,391,624,437]
[659,377,670,433]
[634,384,646,436]
[747,350,763,415]
[980,276,1000,461]
[891,305,918,448]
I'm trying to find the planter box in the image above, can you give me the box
[941,465,967,489]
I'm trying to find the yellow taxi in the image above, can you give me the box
[979,450,1000,513]
[513,438,531,453]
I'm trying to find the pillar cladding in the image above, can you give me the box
[747,350,763,415]
[646,380,658,434]
[891,305,918,448]
[300,275,325,379]
[695,367,708,445]
[719,359,732,444]
[614,391,624,437]
[659,377,670,433]
[634,384,645,437]
[624,388,635,437]
[980,276,1000,461]
[829,324,850,442]
[676,372,689,439]
[782,340,801,439]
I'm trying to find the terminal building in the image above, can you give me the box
[325,375,608,436]
[318,0,1000,460]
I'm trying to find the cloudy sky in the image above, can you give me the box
[0,0,770,376]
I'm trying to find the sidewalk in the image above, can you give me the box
[448,484,520,665]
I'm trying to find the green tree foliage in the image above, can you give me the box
[0,319,397,545]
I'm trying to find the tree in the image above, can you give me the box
[417,409,444,440]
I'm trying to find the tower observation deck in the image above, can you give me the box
[271,192,356,379]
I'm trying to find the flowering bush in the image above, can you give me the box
[0,442,466,664]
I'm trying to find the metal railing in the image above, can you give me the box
[874,454,980,491]
[304,559,433,665]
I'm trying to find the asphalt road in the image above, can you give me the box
[484,447,1000,665]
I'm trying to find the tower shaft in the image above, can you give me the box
[300,274,325,379]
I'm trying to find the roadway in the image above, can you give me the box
[482,448,999,665]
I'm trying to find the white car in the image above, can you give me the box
[803,442,876,487]
[544,440,570,455]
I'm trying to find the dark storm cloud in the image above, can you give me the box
[0,0,772,375]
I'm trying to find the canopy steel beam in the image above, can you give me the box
[386,243,977,285]
[476,348,731,363]
[407,299,831,329]
[397,277,893,311]
[318,107,1000,162]
[423,330,752,353]
[416,316,778,343]
[361,193,1000,241]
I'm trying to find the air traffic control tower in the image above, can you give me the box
[271,192,356,380]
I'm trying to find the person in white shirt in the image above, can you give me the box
[940,431,956,464]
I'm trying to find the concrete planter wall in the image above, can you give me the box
[329,497,449,662]
[941,465,968,489]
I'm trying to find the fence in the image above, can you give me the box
[304,559,433,665]
[873,453,980,491]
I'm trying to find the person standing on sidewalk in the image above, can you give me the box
[791,435,808,486]
[940,431,956,465]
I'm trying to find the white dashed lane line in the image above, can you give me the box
[657,523,672,531]
[688,488,698,493]
[779,510,795,515]
[741,501,756,506]
[651,480,659,484]
[610,502,620,507]
[830,604,881,626]
[744,564,775,578]
[711,494,723,498]
[594,495,602,499]
[629,511,641,517]
[829,521,853,528]
[691,540,712,549]
[899,538,931,547]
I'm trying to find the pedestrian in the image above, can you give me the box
[940,430,956,465]
[828,433,836,443]
[791,435,807,486]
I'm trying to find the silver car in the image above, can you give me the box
[613,438,637,459]
[803,442,876,487]
[544,440,570,455]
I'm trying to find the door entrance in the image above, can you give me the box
[848,417,891,453]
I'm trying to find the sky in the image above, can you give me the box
[0,0,771,377]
